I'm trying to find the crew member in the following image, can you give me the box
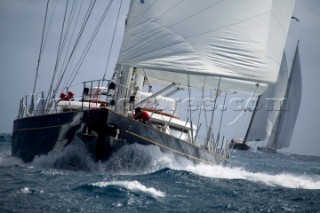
[67,91,75,101]
[59,92,69,101]
[133,107,151,125]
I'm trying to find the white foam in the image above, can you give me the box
[183,164,320,189]
[102,144,193,174]
[40,170,66,176]
[91,180,165,198]
[21,187,31,194]
[31,140,97,171]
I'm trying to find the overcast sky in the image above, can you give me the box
[1,0,320,156]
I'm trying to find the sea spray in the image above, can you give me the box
[183,163,320,189]
[91,180,165,198]
[32,140,97,172]
[102,143,194,174]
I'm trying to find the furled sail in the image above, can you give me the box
[245,52,289,142]
[117,0,295,93]
[267,44,302,149]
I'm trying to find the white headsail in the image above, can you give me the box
[116,0,295,93]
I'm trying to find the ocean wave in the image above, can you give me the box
[182,163,320,190]
[102,144,193,174]
[91,180,166,198]
[31,140,98,172]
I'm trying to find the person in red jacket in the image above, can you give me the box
[59,92,69,101]
[67,91,75,101]
[133,107,151,125]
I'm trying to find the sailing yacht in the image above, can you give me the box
[244,43,302,152]
[12,0,295,165]
[230,51,290,151]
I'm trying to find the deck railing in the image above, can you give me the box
[16,79,115,118]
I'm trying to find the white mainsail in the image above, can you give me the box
[116,0,295,93]
[245,52,289,142]
[267,44,302,149]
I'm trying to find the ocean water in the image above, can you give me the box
[1,136,320,213]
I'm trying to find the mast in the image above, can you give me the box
[114,65,133,115]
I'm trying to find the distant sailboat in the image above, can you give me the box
[262,43,302,151]
[244,43,302,152]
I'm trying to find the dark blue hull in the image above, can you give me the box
[12,111,83,162]
[229,141,251,151]
[12,109,222,164]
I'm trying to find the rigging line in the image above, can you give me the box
[64,1,87,86]
[141,69,159,108]
[46,0,70,105]
[197,78,207,127]
[53,0,94,88]
[230,84,259,138]
[60,0,85,90]
[47,0,79,104]
[216,91,227,144]
[52,0,97,97]
[187,74,194,144]
[57,0,73,66]
[179,118,189,140]
[58,0,78,71]
[59,0,84,88]
[196,78,207,133]
[32,0,50,94]
[56,0,95,89]
[68,0,115,87]
[244,95,261,142]
[102,0,123,80]
[193,123,202,145]
[43,0,58,49]
[202,87,209,132]
[205,77,221,148]
[237,98,254,140]
[62,0,78,46]
[163,102,177,131]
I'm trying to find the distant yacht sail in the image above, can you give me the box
[230,51,290,151]
[245,52,289,142]
[266,43,302,150]
[244,43,302,151]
